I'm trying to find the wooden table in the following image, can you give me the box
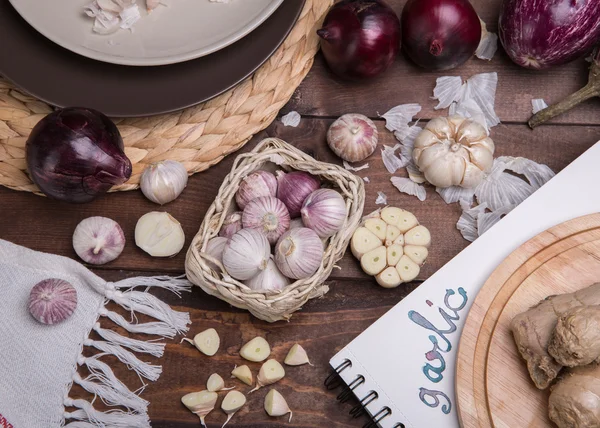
[1,0,599,426]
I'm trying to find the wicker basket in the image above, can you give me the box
[185,138,365,322]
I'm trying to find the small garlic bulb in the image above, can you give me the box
[275,228,323,280]
[301,189,347,238]
[140,160,188,205]
[72,216,125,265]
[245,258,291,292]
[327,114,378,162]
[219,211,243,239]
[28,278,78,325]
[235,170,277,210]
[242,197,291,244]
[135,211,185,257]
[204,237,228,271]
[222,229,270,281]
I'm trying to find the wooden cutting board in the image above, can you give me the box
[456,213,600,428]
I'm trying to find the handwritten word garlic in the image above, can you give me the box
[28,278,78,325]
[219,211,242,239]
[351,207,431,289]
[181,390,218,428]
[207,373,234,392]
[183,328,220,356]
[264,389,292,422]
[285,344,312,366]
[240,337,271,362]
[245,258,291,292]
[301,189,346,238]
[140,160,188,205]
[231,365,253,386]
[135,211,185,257]
[413,115,495,189]
[72,216,125,265]
[242,197,290,244]
[222,229,270,281]
[221,390,246,428]
[236,170,277,210]
[327,114,378,162]
[275,228,323,280]
[205,237,228,271]
[251,359,285,393]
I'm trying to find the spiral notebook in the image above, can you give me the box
[328,142,600,428]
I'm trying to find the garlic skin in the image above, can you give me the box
[242,197,291,244]
[301,189,347,238]
[327,114,378,162]
[140,160,188,205]
[235,170,277,210]
[219,211,243,239]
[28,278,78,325]
[245,258,291,292]
[135,211,185,257]
[264,389,293,422]
[276,171,321,218]
[275,228,323,280]
[222,229,270,281]
[205,237,228,271]
[412,116,495,189]
[72,216,125,265]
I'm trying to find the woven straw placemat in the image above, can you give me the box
[0,0,332,195]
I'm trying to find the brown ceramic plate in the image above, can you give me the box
[0,0,304,117]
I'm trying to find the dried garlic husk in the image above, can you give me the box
[343,161,369,172]
[250,359,286,393]
[221,391,246,428]
[135,211,185,257]
[285,344,312,366]
[240,337,271,362]
[28,278,78,325]
[264,389,293,422]
[231,365,253,386]
[390,177,427,201]
[140,160,188,205]
[532,99,548,114]
[183,328,220,356]
[475,19,498,61]
[375,191,388,205]
[181,390,218,428]
[207,373,234,392]
[72,216,125,265]
[281,111,301,127]
[381,103,422,138]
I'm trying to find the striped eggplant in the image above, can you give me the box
[499,0,600,69]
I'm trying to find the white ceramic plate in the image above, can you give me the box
[8,0,284,66]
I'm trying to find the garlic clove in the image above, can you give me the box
[350,227,382,259]
[240,337,271,362]
[28,278,78,325]
[395,210,420,233]
[274,228,323,280]
[404,245,429,265]
[72,216,125,265]
[140,160,188,205]
[284,343,312,366]
[222,229,271,281]
[386,244,403,267]
[242,196,290,244]
[207,373,234,392]
[385,225,401,246]
[404,225,431,247]
[381,207,417,231]
[183,328,220,356]
[204,237,228,272]
[327,113,378,162]
[181,390,218,428]
[364,218,387,241]
[244,258,291,292]
[235,170,278,210]
[135,211,185,257]
[360,246,387,276]
[231,365,253,386]
[219,211,243,239]
[264,389,293,422]
[376,267,403,289]
[221,390,247,428]
[300,189,347,238]
[393,234,405,246]
[251,359,285,393]
[396,255,420,282]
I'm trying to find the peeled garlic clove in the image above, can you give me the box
[396,255,420,282]
[242,196,290,244]
[284,343,312,366]
[386,244,403,267]
[140,160,188,205]
[385,225,401,246]
[204,237,228,271]
[28,278,78,325]
[274,228,323,280]
[393,234,405,246]
[364,218,387,241]
[135,211,185,257]
[361,246,387,276]
[300,189,347,238]
[222,228,270,281]
[380,207,404,227]
[376,267,403,288]
[207,373,234,392]
[182,390,218,428]
[235,170,277,210]
[240,337,271,362]
[264,389,293,422]
[221,390,247,428]
[219,211,243,239]
[251,359,285,393]
[405,225,431,247]
[231,365,253,386]
[327,114,378,162]
[350,227,382,259]
[404,245,429,265]
[244,258,290,292]
[183,328,220,356]
[72,216,125,265]
[396,211,420,233]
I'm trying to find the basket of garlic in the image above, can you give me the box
[185,138,365,322]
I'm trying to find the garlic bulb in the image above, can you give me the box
[301,189,346,238]
[245,258,291,292]
[140,160,188,205]
[222,229,270,280]
[276,171,320,218]
[412,116,495,189]
[205,237,228,271]
[235,170,277,210]
[242,197,291,244]
[72,216,125,265]
[327,114,378,162]
[274,228,323,280]
[28,278,78,325]
[134,211,185,257]
[219,211,243,239]
[264,389,292,422]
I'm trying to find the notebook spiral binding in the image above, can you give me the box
[325,359,406,428]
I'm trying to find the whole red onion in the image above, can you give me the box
[317,0,401,80]
[276,171,320,218]
[26,107,132,203]
[401,0,481,71]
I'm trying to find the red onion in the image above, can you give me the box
[26,107,131,203]
[499,0,600,69]
[317,0,401,80]
[275,171,320,218]
[401,0,481,71]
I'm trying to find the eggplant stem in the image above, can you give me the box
[529,60,600,129]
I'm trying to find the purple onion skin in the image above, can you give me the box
[317,0,401,80]
[401,0,481,71]
[26,107,132,203]
[499,0,600,70]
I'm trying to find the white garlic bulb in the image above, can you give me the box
[327,114,378,162]
[245,258,291,292]
[140,160,188,205]
[274,228,323,280]
[412,115,495,189]
[242,196,291,244]
[135,211,185,257]
[222,229,270,281]
[72,216,125,265]
[205,237,228,271]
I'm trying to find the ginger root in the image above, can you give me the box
[549,363,600,428]
[549,305,600,367]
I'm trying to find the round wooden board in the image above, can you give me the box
[456,213,600,428]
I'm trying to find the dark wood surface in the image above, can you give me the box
[1,0,600,426]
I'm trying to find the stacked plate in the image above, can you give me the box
[0,0,304,116]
